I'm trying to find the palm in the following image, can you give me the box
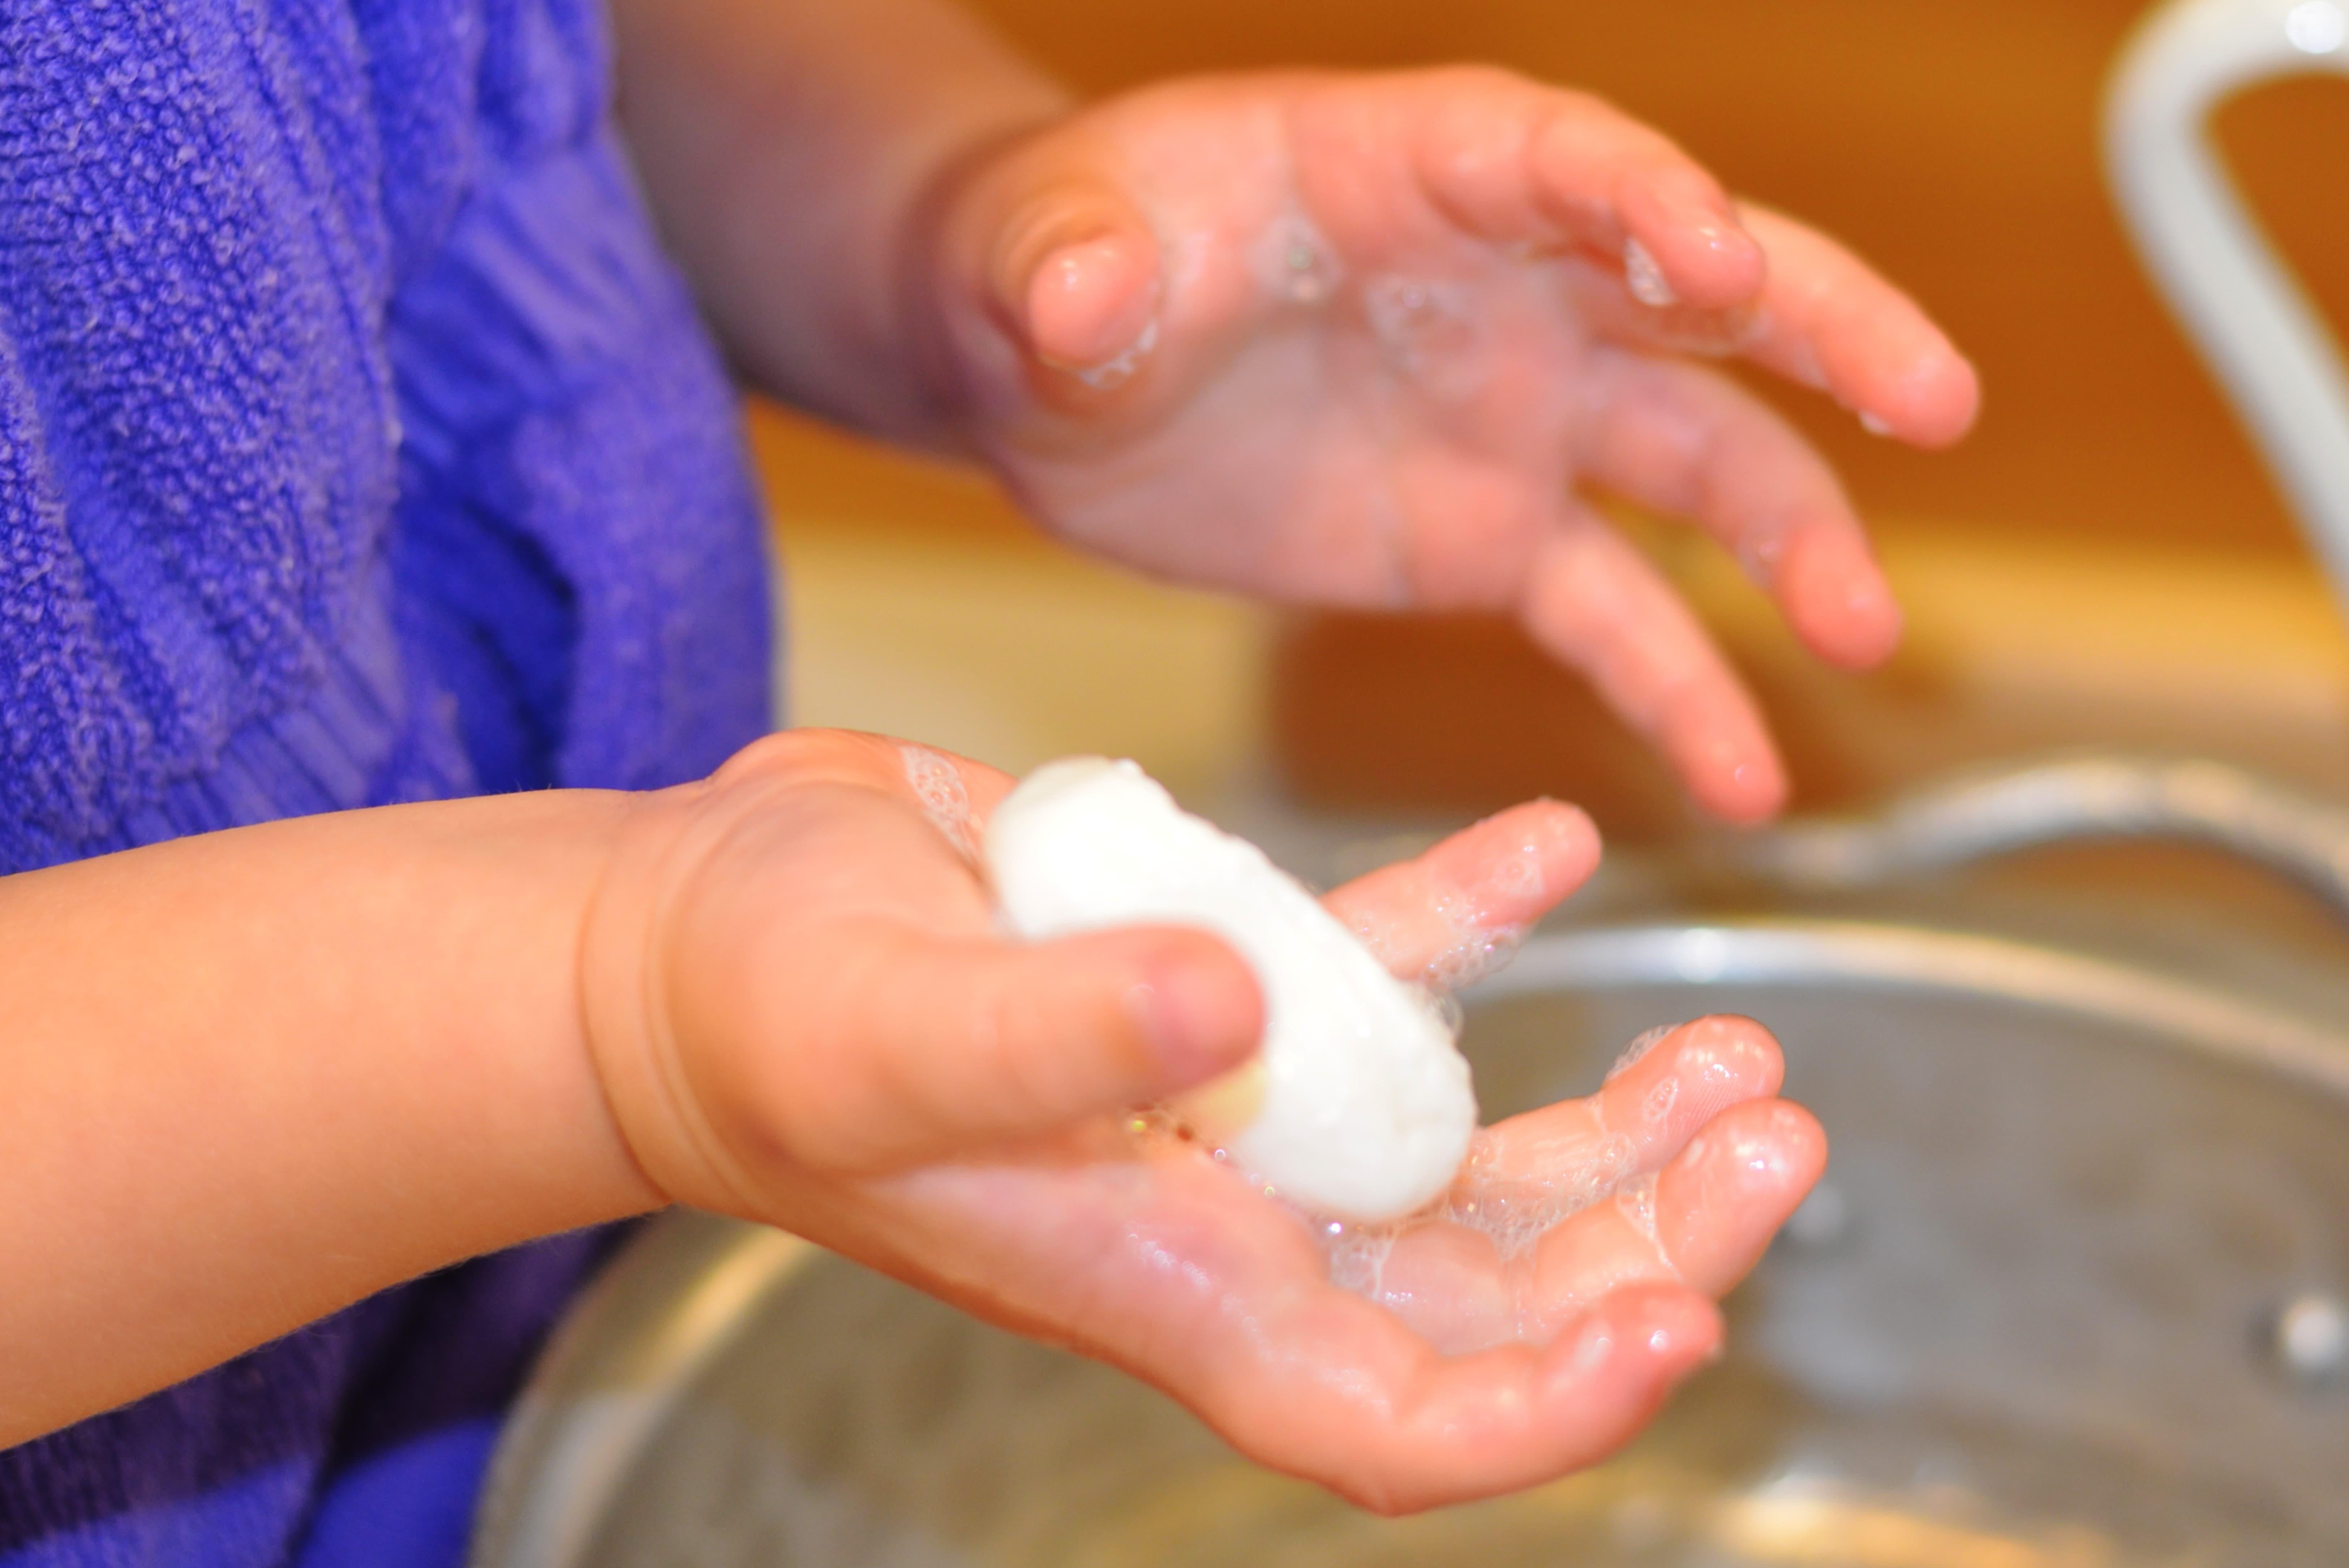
[991,95,1603,613]
[933,69,1979,819]
[654,736,1822,1512]
[851,1013,1809,1513]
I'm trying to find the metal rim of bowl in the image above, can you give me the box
[466,915,2349,1568]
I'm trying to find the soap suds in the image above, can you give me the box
[1360,274,1481,396]
[1608,1025,1675,1082]
[1252,206,1343,306]
[986,759,1708,1350]
[1310,1025,1692,1350]
[987,758,1476,1221]
[1623,237,1678,308]
[1074,316,1159,391]
[1420,921,1529,994]
[1614,1172,1664,1249]
[901,746,975,861]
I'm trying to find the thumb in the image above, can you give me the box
[807,924,1262,1172]
[986,176,1163,381]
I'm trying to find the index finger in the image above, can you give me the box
[1567,203,1981,448]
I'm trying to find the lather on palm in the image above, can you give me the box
[587,733,1821,1514]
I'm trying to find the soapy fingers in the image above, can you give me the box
[1400,67,1764,309]
[589,732,1824,1511]
[588,731,1265,1200]
[928,69,1980,824]
[873,1131,1725,1515]
[1345,1015,1817,1353]
[1564,202,1980,448]
[1532,1096,1826,1303]
[1321,799,1600,988]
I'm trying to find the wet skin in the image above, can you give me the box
[584,731,1824,1513]
[918,69,1980,824]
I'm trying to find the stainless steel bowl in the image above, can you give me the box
[473,760,2349,1568]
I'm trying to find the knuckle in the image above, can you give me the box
[708,727,892,791]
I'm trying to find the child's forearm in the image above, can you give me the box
[610,0,1066,443]
[0,792,663,1447]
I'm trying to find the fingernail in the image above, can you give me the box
[1026,232,1160,377]
[1129,948,1261,1084]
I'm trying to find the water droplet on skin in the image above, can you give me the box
[1569,1316,1617,1372]
[1253,207,1343,306]
[1739,530,1788,581]
[1493,842,1545,900]
[1644,1077,1680,1122]
[1319,1217,1400,1300]
[1726,1125,1794,1180]
[1623,236,1678,308]
[1678,1033,1750,1088]
[1360,274,1479,390]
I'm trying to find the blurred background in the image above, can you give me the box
[756,0,2349,841]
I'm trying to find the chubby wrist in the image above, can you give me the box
[576,734,863,1219]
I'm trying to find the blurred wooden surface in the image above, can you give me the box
[1275,524,2349,833]
[756,1,2349,829]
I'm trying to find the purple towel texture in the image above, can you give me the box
[0,0,772,1560]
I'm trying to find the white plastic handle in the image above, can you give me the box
[2106,0,2349,615]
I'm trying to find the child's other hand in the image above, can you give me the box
[582,731,1822,1512]
[921,70,1979,822]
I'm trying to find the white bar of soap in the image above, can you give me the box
[983,757,1476,1221]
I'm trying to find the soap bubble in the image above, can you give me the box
[1253,207,1344,306]
[1608,1024,1675,1082]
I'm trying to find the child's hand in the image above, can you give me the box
[582,731,1823,1512]
[920,70,1980,821]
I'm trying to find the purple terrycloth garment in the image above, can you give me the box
[0,0,771,1562]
